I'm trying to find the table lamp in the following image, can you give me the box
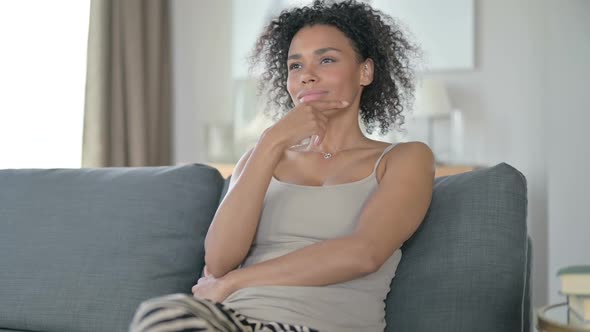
[412,78,452,147]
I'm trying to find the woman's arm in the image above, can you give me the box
[205,99,341,278]
[222,142,434,291]
[204,132,284,278]
[222,234,374,291]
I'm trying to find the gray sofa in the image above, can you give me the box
[0,163,531,332]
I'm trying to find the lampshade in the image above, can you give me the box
[413,79,452,119]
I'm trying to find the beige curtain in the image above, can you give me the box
[83,0,171,167]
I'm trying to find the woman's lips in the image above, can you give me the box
[299,92,327,103]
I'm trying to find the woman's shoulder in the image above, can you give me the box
[383,141,435,173]
[359,139,394,153]
[387,141,433,156]
[364,139,428,156]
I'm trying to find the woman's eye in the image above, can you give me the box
[321,58,335,64]
[289,63,301,70]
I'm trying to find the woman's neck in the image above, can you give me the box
[314,113,369,153]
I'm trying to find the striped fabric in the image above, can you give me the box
[129,293,320,332]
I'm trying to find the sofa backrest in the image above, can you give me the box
[384,163,530,332]
[0,164,224,332]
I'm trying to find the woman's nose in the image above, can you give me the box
[302,76,316,84]
[300,68,318,84]
[302,78,316,85]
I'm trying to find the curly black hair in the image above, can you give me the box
[249,0,421,135]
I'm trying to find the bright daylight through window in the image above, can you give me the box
[0,1,90,168]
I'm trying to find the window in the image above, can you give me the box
[0,1,90,168]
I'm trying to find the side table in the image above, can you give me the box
[537,303,590,332]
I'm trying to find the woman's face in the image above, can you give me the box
[286,24,372,109]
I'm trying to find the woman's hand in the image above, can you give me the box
[262,100,348,150]
[202,264,211,277]
[191,272,235,303]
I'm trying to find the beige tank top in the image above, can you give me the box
[223,143,402,332]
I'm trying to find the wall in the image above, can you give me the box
[170,0,232,164]
[543,0,590,304]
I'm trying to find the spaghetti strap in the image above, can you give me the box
[372,143,398,174]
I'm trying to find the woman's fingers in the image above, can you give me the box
[313,108,329,122]
[265,99,347,150]
[314,134,323,146]
[315,122,327,146]
[306,100,349,111]
[314,106,330,146]
[305,101,340,146]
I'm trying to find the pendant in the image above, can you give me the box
[323,152,332,159]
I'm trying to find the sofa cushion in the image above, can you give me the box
[0,164,224,332]
[384,163,529,332]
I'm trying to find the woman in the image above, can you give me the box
[130,1,434,331]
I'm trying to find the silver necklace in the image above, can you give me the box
[321,152,333,159]
[313,150,335,159]
[292,144,342,159]
[290,137,363,160]
[300,148,342,159]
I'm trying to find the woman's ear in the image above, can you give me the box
[360,59,374,87]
